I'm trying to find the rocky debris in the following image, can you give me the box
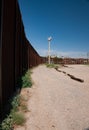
[62,64,69,67]
[62,71,66,74]
[55,67,84,83]
[67,74,84,83]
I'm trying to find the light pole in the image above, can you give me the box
[87,52,89,64]
[48,36,52,64]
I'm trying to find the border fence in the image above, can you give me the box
[0,0,43,117]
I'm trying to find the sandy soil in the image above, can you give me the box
[15,64,89,130]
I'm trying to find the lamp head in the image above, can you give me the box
[48,36,52,41]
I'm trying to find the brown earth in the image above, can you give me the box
[15,65,89,130]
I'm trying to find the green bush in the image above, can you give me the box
[1,114,13,130]
[22,70,32,88]
[12,112,26,126]
[20,104,28,112]
[0,69,32,129]
[0,112,26,130]
[0,95,26,130]
[46,63,59,68]
[11,95,20,111]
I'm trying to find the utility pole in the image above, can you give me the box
[48,36,52,64]
[87,52,89,64]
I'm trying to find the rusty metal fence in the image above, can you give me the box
[0,0,42,117]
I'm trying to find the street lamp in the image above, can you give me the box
[48,36,52,64]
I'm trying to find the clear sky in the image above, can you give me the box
[18,0,89,58]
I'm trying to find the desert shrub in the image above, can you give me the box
[0,95,26,129]
[0,114,13,130]
[11,95,20,111]
[22,70,32,88]
[0,69,32,129]
[12,112,26,126]
[46,63,59,68]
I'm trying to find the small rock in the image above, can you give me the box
[52,125,55,127]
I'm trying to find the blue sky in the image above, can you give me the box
[18,0,89,58]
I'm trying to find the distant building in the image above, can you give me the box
[42,56,89,65]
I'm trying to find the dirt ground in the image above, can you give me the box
[15,64,89,130]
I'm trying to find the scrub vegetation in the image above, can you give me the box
[0,69,32,130]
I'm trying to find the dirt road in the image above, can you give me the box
[16,65,89,130]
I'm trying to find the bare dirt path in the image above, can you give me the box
[15,65,89,130]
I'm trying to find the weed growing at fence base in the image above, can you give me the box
[12,112,26,126]
[22,70,33,88]
[11,95,20,111]
[0,69,32,130]
[0,95,26,130]
[46,63,60,69]
[0,114,13,130]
